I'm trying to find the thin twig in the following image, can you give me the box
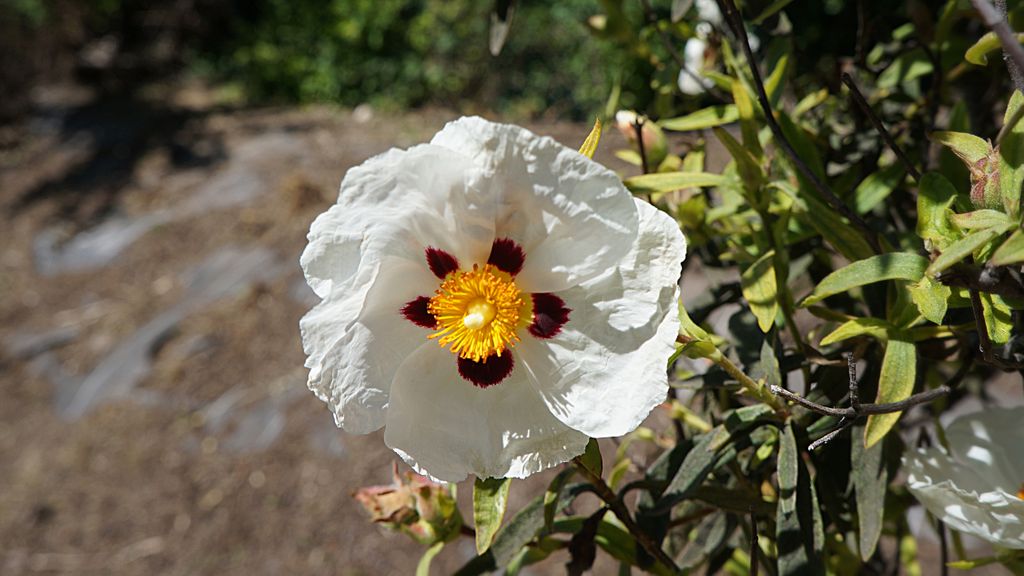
[841,73,922,181]
[716,0,881,253]
[847,353,861,411]
[572,458,681,573]
[935,263,1024,300]
[710,348,787,412]
[771,384,952,418]
[634,117,650,175]
[972,0,1024,92]
[808,417,853,451]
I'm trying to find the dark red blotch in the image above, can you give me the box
[457,354,515,388]
[487,238,525,276]
[528,293,570,339]
[401,296,436,329]
[425,247,459,279]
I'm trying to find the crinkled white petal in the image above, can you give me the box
[903,406,1024,550]
[904,446,1024,549]
[383,343,590,483]
[300,144,494,299]
[301,255,437,433]
[430,116,639,293]
[517,200,685,437]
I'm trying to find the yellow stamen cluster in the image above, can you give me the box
[427,264,524,362]
[1018,483,1024,501]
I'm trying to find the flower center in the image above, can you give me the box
[427,264,526,362]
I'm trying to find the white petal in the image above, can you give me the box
[300,144,494,299]
[945,406,1024,483]
[383,343,589,483]
[904,446,1024,549]
[430,116,639,292]
[518,200,685,437]
[301,255,438,434]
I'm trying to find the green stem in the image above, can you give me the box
[710,349,787,413]
[571,458,680,573]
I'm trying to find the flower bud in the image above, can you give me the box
[353,464,462,545]
[614,110,667,168]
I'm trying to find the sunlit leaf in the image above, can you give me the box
[926,226,1008,276]
[623,171,725,195]
[802,253,929,306]
[660,105,739,131]
[474,477,512,554]
[740,250,778,333]
[999,90,1024,217]
[578,117,602,159]
[991,228,1024,266]
[864,339,917,449]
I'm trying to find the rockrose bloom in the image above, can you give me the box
[903,406,1024,549]
[300,117,686,482]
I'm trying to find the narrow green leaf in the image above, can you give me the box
[802,253,929,306]
[950,209,1012,230]
[474,477,512,554]
[991,228,1024,266]
[930,131,992,164]
[417,541,446,576]
[764,52,791,106]
[753,0,794,24]
[852,424,887,561]
[543,467,576,533]
[772,181,875,260]
[819,317,894,346]
[578,437,603,478]
[878,48,934,89]
[740,250,779,332]
[980,293,1013,344]
[578,117,602,159]
[908,276,951,325]
[731,78,764,158]
[777,423,799,514]
[926,226,1007,276]
[623,171,725,195]
[854,163,905,214]
[964,31,1024,65]
[864,339,917,449]
[917,172,959,250]
[659,105,739,131]
[714,126,765,192]
[999,90,1024,217]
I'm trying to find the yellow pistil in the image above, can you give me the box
[427,264,526,362]
[1018,483,1024,500]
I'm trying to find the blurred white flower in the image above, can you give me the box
[694,0,722,26]
[678,37,715,95]
[300,116,686,482]
[903,406,1024,549]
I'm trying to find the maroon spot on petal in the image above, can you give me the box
[487,237,525,276]
[529,293,571,339]
[425,247,459,279]
[457,354,515,388]
[401,296,436,329]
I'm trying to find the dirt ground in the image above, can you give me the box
[0,82,643,575]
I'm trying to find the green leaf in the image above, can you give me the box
[741,250,779,332]
[623,171,725,195]
[578,117,602,159]
[578,437,603,478]
[980,293,1013,345]
[930,131,992,165]
[950,209,1013,230]
[864,339,917,449]
[854,162,905,214]
[543,467,576,533]
[659,105,739,131]
[802,253,929,306]
[964,31,1024,66]
[776,423,826,576]
[417,541,446,576]
[917,172,959,250]
[764,52,791,106]
[731,78,764,159]
[999,90,1024,217]
[777,422,799,515]
[819,317,894,346]
[714,126,765,192]
[851,425,887,562]
[772,181,875,260]
[878,48,934,89]
[752,0,795,24]
[926,226,1007,276]
[991,228,1024,266]
[908,276,951,325]
[474,477,512,554]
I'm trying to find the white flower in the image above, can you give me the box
[678,37,715,96]
[300,117,686,482]
[903,406,1024,549]
[694,0,723,26]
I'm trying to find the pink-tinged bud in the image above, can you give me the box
[969,148,1002,210]
[614,110,668,168]
[353,464,462,545]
